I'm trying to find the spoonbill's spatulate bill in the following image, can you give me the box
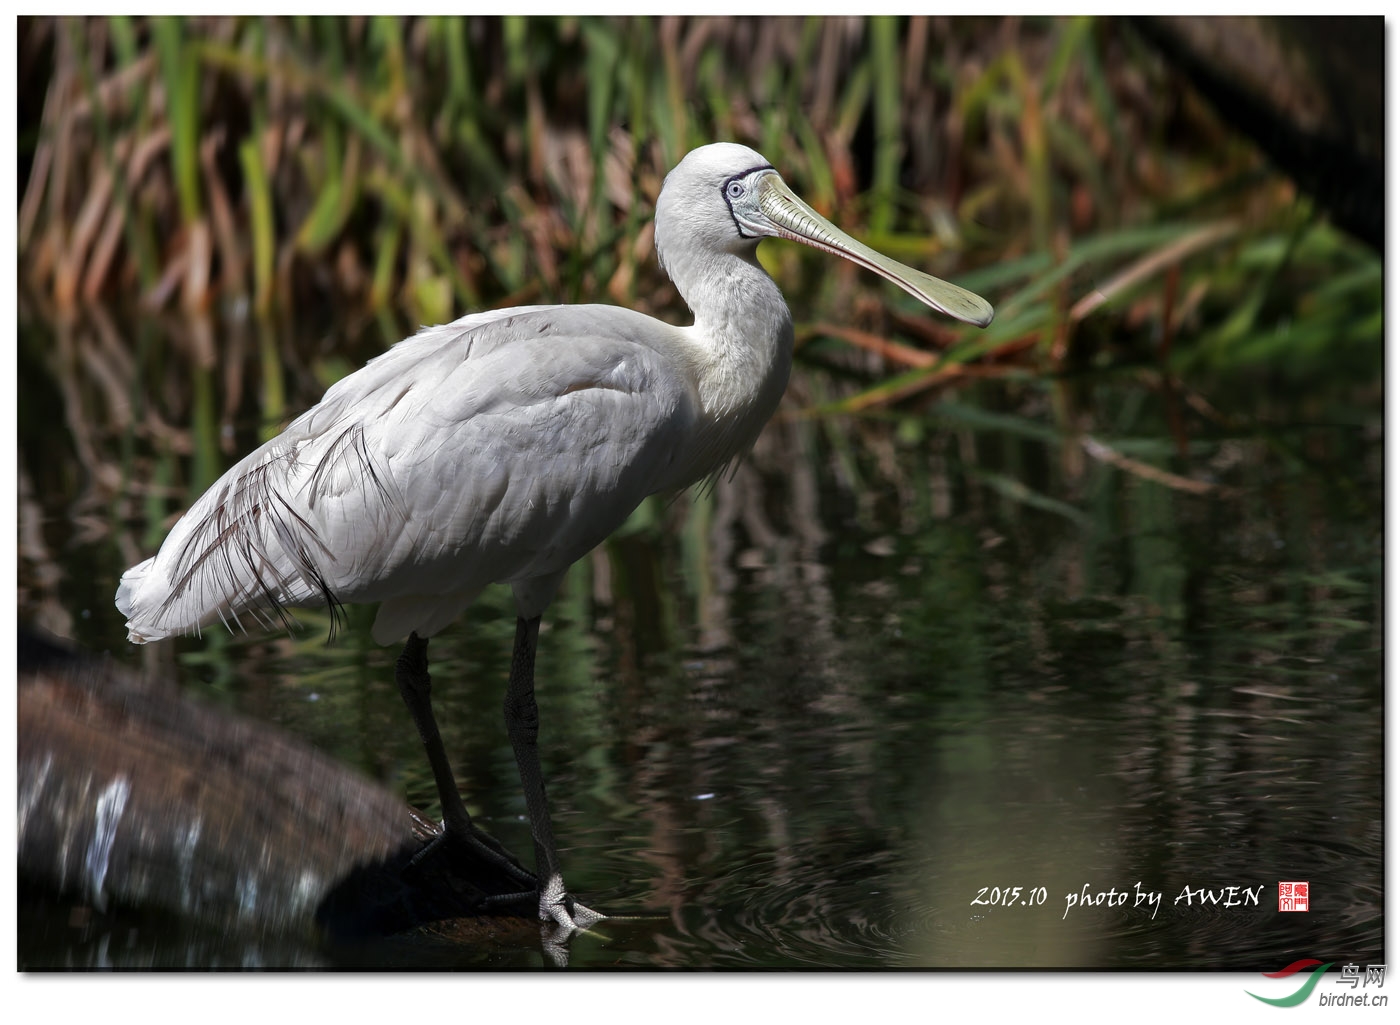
[116,142,993,939]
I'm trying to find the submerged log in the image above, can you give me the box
[17,627,534,944]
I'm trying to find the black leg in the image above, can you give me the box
[394,632,533,888]
[503,616,603,931]
[395,633,476,837]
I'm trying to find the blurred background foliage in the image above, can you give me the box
[19,15,1381,371]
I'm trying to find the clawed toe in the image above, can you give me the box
[539,872,605,933]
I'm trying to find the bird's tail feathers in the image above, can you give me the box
[116,556,180,643]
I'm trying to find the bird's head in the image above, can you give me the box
[654,142,993,328]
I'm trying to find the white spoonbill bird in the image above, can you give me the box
[116,142,993,935]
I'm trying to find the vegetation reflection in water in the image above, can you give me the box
[17,302,1380,968]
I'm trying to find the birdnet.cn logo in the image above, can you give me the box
[1247,961,1388,1008]
[1245,884,1388,1008]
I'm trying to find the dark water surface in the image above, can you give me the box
[18,307,1382,969]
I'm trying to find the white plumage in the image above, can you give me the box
[118,304,721,643]
[116,142,992,936]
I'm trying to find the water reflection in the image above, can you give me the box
[18,303,1381,968]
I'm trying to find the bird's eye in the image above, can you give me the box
[726,181,745,199]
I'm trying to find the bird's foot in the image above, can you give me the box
[539,872,605,934]
[410,819,537,893]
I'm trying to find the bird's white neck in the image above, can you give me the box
[662,245,794,483]
[667,245,792,407]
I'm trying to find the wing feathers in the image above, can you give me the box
[119,306,699,644]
